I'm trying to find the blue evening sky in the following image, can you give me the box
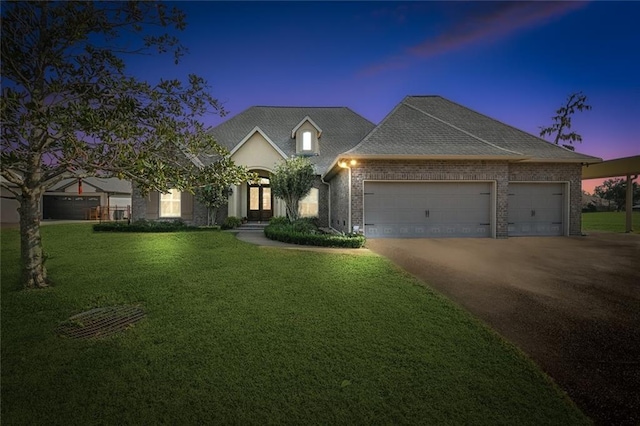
[126,1,639,192]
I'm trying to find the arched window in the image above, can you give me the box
[302,131,312,151]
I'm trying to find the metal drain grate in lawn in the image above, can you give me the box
[56,306,145,339]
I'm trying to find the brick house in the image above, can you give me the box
[132,95,601,238]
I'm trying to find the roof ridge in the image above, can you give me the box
[343,106,376,127]
[251,105,349,109]
[403,100,524,156]
[436,97,583,154]
[343,97,408,155]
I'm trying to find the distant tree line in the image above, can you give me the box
[589,178,640,212]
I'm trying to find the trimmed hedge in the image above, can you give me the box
[93,219,220,233]
[264,218,365,248]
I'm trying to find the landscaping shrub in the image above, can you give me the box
[268,216,290,226]
[221,216,243,230]
[265,218,365,248]
[93,219,216,233]
[292,218,317,234]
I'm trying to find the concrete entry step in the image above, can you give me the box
[237,221,269,231]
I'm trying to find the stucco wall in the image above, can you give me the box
[231,132,285,171]
[294,121,320,156]
[226,132,288,221]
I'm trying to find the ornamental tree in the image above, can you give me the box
[539,91,592,151]
[196,158,258,226]
[270,157,315,222]
[0,2,250,289]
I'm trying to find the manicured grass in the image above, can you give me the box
[1,224,587,425]
[582,211,640,234]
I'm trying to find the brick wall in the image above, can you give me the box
[351,160,509,236]
[131,184,227,226]
[314,176,330,228]
[329,168,350,233]
[509,162,582,235]
[349,159,582,238]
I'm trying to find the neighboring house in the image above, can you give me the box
[132,95,601,238]
[1,177,132,223]
[1,178,21,224]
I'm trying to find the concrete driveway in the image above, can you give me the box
[366,232,639,425]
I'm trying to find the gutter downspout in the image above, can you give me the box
[320,176,335,232]
[346,166,352,233]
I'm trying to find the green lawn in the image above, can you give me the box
[582,211,640,234]
[1,224,587,425]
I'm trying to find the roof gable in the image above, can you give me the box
[208,106,375,174]
[229,126,287,159]
[344,95,601,163]
[291,116,322,138]
[345,99,525,159]
[48,177,132,194]
[403,96,601,162]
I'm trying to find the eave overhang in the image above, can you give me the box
[582,155,638,179]
[322,154,528,180]
[322,153,603,180]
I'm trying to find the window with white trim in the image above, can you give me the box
[160,189,181,217]
[299,188,318,217]
[302,131,312,151]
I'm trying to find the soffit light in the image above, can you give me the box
[339,160,357,168]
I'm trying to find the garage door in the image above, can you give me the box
[507,183,564,236]
[43,195,100,220]
[364,182,492,238]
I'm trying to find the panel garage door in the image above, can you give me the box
[43,195,100,220]
[364,182,492,238]
[507,183,564,236]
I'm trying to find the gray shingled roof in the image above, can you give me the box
[206,106,375,173]
[346,96,601,162]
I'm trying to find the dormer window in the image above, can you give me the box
[292,116,322,156]
[302,131,312,151]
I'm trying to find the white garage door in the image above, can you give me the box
[364,182,492,238]
[508,183,564,236]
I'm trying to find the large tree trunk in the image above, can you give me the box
[18,190,49,289]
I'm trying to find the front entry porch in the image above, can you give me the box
[227,170,286,221]
[247,178,272,222]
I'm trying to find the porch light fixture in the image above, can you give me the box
[339,159,357,168]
